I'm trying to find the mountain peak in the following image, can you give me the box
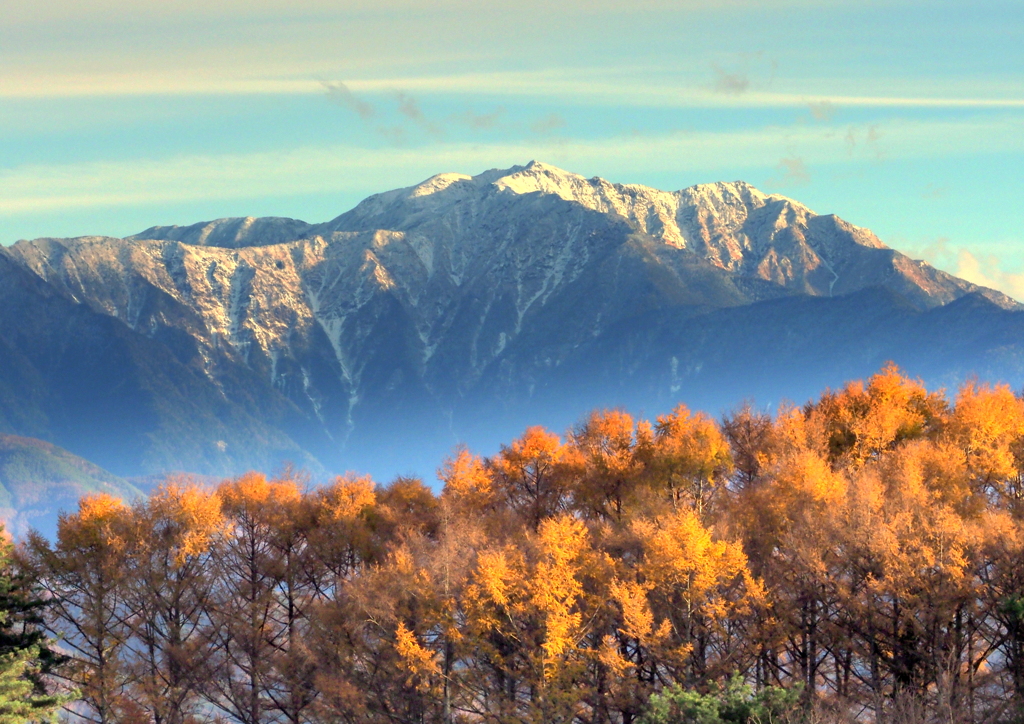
[2,160,1022,493]
[684,179,772,204]
[518,159,580,178]
[491,160,590,197]
[486,159,578,180]
[409,172,474,198]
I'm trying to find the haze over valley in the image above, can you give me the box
[2,162,1023,516]
[4,2,1024,721]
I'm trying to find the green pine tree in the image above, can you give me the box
[0,533,72,723]
[0,647,65,724]
[638,674,805,724]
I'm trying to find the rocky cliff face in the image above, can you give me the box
[1,161,1020,479]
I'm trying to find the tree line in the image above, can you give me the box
[16,365,1024,723]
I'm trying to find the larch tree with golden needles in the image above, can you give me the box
[204,473,303,724]
[489,427,569,530]
[120,481,224,724]
[462,513,601,724]
[261,474,319,724]
[26,494,132,724]
[306,474,377,599]
[947,381,1024,509]
[721,403,775,493]
[647,405,733,520]
[307,476,441,724]
[946,381,1024,718]
[22,364,1024,724]
[301,474,378,723]
[749,405,846,702]
[463,541,529,722]
[440,447,497,518]
[634,507,758,687]
[566,410,648,523]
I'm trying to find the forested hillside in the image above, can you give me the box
[21,366,1024,724]
[0,434,141,539]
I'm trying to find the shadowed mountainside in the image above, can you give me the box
[0,161,1021,483]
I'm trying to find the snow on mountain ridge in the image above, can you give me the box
[410,173,474,197]
[3,160,1022,480]
[121,161,827,274]
[12,162,1022,392]
[130,216,314,249]
[17,163,1015,377]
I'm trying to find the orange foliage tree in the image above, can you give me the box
[25,366,1024,724]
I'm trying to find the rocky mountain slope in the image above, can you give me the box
[1,161,1021,481]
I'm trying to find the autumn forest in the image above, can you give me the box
[14,366,1024,724]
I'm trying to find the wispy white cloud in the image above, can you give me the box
[392,91,444,138]
[6,0,935,108]
[350,77,1024,110]
[808,100,837,121]
[2,115,1021,218]
[908,238,1024,302]
[5,0,905,26]
[953,251,1024,302]
[455,108,505,130]
[530,113,567,135]
[709,51,779,96]
[4,67,1024,110]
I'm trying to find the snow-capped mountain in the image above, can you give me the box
[1,161,1021,479]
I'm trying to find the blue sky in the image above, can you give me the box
[3,0,1023,295]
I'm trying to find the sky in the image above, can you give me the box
[2,0,1023,296]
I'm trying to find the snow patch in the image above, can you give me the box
[410,173,473,197]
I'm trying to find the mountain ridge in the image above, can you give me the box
[119,160,1017,311]
[1,161,1021,484]
[0,433,143,539]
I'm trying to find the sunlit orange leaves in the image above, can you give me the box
[218,472,300,515]
[811,364,944,467]
[319,474,375,521]
[532,515,589,667]
[636,509,749,615]
[439,447,493,508]
[949,381,1024,487]
[394,621,439,688]
[26,365,1024,724]
[145,481,224,565]
[56,493,128,552]
[650,404,733,516]
[471,548,518,610]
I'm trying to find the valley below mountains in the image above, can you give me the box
[2,161,1022,485]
